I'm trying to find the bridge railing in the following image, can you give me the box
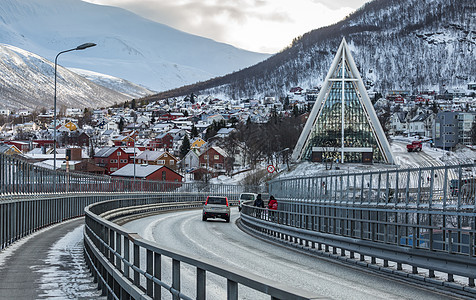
[0,153,265,251]
[0,153,266,195]
[84,195,323,300]
[238,163,476,292]
[269,164,476,209]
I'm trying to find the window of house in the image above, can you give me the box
[110,167,117,172]
[164,154,168,157]
[117,152,121,156]
[204,155,208,160]
[215,163,223,169]
[157,160,165,164]
[162,171,166,180]
[120,159,128,163]
[214,155,219,160]
[110,159,117,163]
[169,160,174,165]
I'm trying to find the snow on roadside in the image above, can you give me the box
[0,220,70,268]
[34,225,104,299]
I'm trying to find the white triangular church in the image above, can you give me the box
[292,38,394,164]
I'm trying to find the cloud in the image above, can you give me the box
[83,0,370,53]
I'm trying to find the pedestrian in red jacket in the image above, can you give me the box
[267,195,278,222]
[268,195,278,210]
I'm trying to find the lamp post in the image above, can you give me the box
[53,43,96,192]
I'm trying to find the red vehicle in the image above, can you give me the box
[407,141,422,152]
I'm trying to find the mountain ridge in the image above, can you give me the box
[0,0,270,91]
[0,43,129,111]
[142,0,476,102]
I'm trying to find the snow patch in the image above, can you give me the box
[33,225,104,299]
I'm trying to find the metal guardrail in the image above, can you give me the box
[2,152,476,297]
[84,196,324,300]
[236,164,476,294]
[0,153,266,195]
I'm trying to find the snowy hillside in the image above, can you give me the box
[0,44,128,111]
[69,68,155,99]
[0,0,270,92]
[146,0,475,101]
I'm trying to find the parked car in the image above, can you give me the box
[202,196,230,222]
[238,193,258,212]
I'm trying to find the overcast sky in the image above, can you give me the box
[83,0,371,53]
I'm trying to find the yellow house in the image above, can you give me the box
[191,138,206,149]
[0,144,21,155]
[136,150,180,170]
[64,121,78,131]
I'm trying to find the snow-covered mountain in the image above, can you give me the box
[0,43,129,110]
[0,0,270,92]
[146,0,475,101]
[69,68,155,99]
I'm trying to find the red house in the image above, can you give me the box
[110,164,183,190]
[94,146,130,175]
[5,141,32,153]
[199,146,228,171]
[148,133,173,150]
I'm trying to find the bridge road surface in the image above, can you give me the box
[0,217,103,300]
[123,208,468,300]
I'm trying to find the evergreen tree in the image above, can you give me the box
[284,96,290,110]
[89,140,95,157]
[191,125,199,138]
[131,99,136,110]
[293,105,299,117]
[190,93,195,104]
[180,135,190,159]
[118,117,124,132]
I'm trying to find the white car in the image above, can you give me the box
[238,193,258,212]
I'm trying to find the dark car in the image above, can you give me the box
[202,196,230,222]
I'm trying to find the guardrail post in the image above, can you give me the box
[197,268,206,300]
[172,259,180,300]
[146,249,153,297]
[134,243,140,286]
[227,279,238,300]
[124,237,130,279]
[115,232,121,270]
[109,229,114,264]
[154,253,161,300]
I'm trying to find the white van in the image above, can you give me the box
[238,193,258,211]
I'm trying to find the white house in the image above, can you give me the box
[408,113,434,137]
[183,148,200,171]
[0,109,11,116]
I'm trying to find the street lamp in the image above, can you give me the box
[53,43,96,191]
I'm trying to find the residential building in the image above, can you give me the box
[94,146,130,174]
[199,146,228,171]
[149,133,173,150]
[111,164,183,183]
[389,112,407,135]
[408,113,433,137]
[182,148,200,171]
[457,113,476,145]
[0,144,21,155]
[190,138,206,149]
[433,112,459,150]
[136,150,179,170]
